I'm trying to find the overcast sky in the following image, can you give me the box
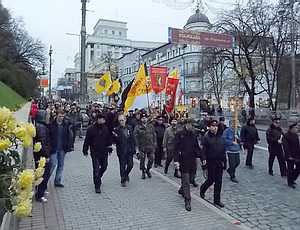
[2,0,234,85]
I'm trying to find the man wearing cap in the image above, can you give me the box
[175,119,206,211]
[134,113,157,179]
[266,117,287,177]
[163,118,181,178]
[240,117,260,169]
[283,123,300,188]
[113,114,135,187]
[217,117,227,136]
[83,113,113,193]
[200,119,226,208]
[154,116,166,168]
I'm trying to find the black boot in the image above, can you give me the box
[95,187,101,194]
[174,169,181,178]
[178,187,184,198]
[184,199,191,211]
[164,166,168,174]
[214,201,225,208]
[146,169,152,178]
[141,170,146,179]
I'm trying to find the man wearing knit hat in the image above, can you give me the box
[283,123,300,188]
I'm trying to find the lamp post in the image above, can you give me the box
[49,45,53,99]
[80,0,87,103]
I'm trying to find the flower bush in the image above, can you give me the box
[0,107,45,218]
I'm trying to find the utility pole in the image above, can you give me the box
[80,0,87,103]
[49,45,53,99]
[290,0,297,109]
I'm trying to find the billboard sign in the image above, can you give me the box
[40,78,49,88]
[168,27,233,49]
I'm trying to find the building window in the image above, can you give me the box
[167,52,170,59]
[172,50,175,57]
[178,48,181,55]
[112,30,115,35]
[119,31,122,36]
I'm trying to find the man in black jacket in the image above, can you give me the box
[240,117,260,169]
[200,119,226,208]
[283,123,300,188]
[175,119,206,212]
[83,113,113,193]
[154,116,166,168]
[49,110,73,187]
[266,117,287,176]
[113,114,135,187]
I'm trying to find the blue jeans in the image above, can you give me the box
[50,150,65,185]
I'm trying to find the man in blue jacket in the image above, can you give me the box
[222,120,240,183]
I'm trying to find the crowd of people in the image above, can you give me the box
[29,98,300,212]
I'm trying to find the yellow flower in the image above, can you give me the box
[34,167,45,179]
[26,123,36,138]
[18,169,34,190]
[38,157,46,168]
[14,199,32,218]
[22,135,32,148]
[33,142,42,153]
[34,177,44,186]
[14,126,26,140]
[0,138,11,151]
[0,107,12,124]
[17,190,33,203]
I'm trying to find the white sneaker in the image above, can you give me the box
[40,197,48,203]
[44,191,49,197]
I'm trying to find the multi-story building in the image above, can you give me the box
[82,19,163,101]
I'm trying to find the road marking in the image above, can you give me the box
[133,158,251,230]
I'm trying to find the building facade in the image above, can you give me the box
[81,19,163,101]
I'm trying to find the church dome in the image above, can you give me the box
[185,9,210,26]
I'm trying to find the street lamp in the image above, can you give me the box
[49,45,53,99]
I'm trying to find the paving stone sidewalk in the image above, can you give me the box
[18,139,244,230]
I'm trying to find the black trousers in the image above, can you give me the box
[91,154,108,189]
[165,149,179,170]
[155,144,163,166]
[118,154,133,182]
[179,157,197,200]
[36,160,52,199]
[227,152,240,179]
[245,143,254,166]
[268,149,287,176]
[287,160,300,185]
[200,160,223,203]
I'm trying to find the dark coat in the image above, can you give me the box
[202,131,226,163]
[49,119,73,154]
[83,123,112,156]
[34,121,50,158]
[174,128,205,172]
[266,124,283,153]
[113,125,135,156]
[283,131,300,161]
[240,123,260,146]
[154,123,166,146]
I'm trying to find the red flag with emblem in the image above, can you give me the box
[165,77,179,113]
[150,66,168,94]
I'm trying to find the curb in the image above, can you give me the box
[133,158,251,230]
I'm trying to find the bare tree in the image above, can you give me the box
[204,49,231,106]
[214,0,279,116]
[11,19,46,70]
